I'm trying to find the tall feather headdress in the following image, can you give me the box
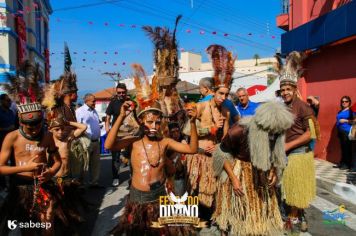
[42,72,78,125]
[132,64,161,118]
[206,44,236,89]
[142,15,182,87]
[3,61,44,123]
[278,51,306,87]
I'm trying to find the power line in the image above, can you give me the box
[174,0,281,36]
[115,1,276,52]
[52,0,122,12]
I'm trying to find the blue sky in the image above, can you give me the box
[49,0,284,92]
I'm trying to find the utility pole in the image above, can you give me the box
[102,72,122,87]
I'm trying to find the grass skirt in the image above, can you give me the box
[282,151,316,209]
[0,179,67,234]
[212,160,283,235]
[110,186,197,236]
[186,153,217,207]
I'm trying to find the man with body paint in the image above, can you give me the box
[105,64,198,235]
[0,62,62,235]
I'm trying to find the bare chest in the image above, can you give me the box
[13,135,48,163]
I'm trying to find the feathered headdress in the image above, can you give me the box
[42,72,78,125]
[3,61,44,123]
[206,44,236,89]
[142,15,182,87]
[277,51,306,87]
[132,64,161,118]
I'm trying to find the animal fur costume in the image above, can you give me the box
[276,51,317,209]
[212,101,294,235]
[185,45,235,207]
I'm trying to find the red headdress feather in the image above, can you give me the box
[206,44,236,89]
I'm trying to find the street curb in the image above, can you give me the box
[316,176,336,194]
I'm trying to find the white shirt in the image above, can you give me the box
[76,104,101,140]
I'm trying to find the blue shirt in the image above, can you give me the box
[0,106,16,140]
[236,101,260,117]
[76,104,101,140]
[198,94,240,125]
[336,109,355,133]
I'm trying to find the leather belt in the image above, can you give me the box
[91,139,99,142]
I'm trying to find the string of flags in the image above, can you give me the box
[0,10,279,39]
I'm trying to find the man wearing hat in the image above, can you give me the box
[277,51,317,232]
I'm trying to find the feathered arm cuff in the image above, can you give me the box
[212,144,234,177]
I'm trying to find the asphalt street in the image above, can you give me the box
[78,156,356,236]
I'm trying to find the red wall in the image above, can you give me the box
[299,39,356,163]
[289,0,352,29]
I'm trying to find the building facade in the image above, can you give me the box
[0,0,52,86]
[276,0,356,162]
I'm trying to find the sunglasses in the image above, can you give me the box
[117,92,126,95]
[342,100,350,103]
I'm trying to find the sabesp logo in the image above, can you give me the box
[7,220,51,230]
[7,220,17,230]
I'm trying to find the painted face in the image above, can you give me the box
[21,120,43,137]
[116,88,127,101]
[142,112,162,139]
[214,87,230,106]
[280,85,296,104]
[50,125,65,140]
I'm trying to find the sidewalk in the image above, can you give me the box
[315,158,356,204]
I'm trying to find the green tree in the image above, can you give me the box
[253,54,260,66]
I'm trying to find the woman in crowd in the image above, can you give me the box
[336,96,354,169]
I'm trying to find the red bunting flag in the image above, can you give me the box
[186,29,191,33]
[104,22,109,26]
[180,48,185,52]
[88,21,93,25]
[104,62,107,64]
[25,6,31,13]
[33,3,38,9]
[119,24,125,27]
[271,36,276,39]
[199,30,205,35]
[122,62,126,65]
[114,51,118,55]
[212,31,217,35]
[224,33,229,37]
